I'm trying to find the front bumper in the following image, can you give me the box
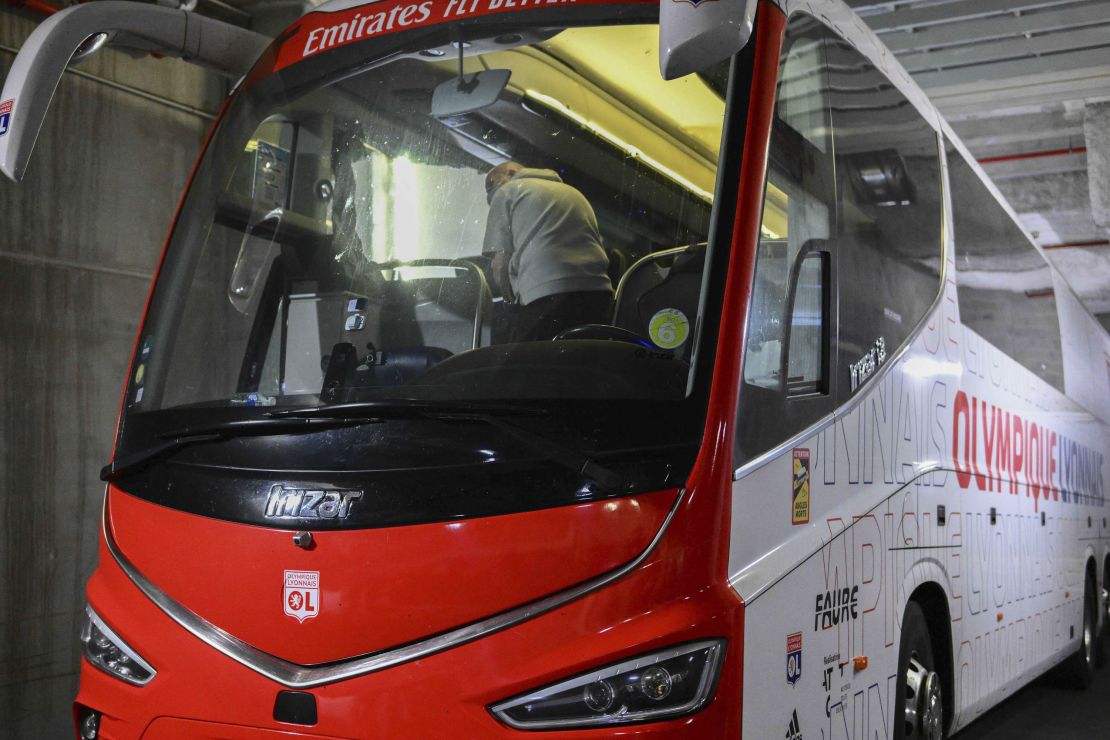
[76,528,743,739]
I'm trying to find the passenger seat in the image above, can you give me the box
[614,245,705,358]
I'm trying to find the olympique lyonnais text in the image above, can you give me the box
[303,0,581,57]
[952,390,1105,510]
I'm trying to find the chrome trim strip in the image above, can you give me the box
[733,130,952,483]
[103,488,685,689]
[732,463,944,604]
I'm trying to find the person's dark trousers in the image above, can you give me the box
[510,291,613,342]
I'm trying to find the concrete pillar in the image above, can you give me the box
[0,10,224,736]
[1086,100,1110,232]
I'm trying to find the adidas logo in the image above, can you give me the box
[786,709,804,740]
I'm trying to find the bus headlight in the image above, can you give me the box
[80,606,156,686]
[489,640,725,729]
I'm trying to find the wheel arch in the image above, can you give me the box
[907,581,954,736]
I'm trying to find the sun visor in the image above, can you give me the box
[0,1,269,182]
[658,0,757,81]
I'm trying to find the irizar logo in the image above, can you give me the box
[786,709,804,739]
[265,485,363,520]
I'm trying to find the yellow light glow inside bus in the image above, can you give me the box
[524,89,715,203]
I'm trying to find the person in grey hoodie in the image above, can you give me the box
[483,161,613,342]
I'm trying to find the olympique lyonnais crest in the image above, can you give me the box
[786,631,802,685]
[284,570,320,623]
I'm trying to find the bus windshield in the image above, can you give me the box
[125,8,730,436]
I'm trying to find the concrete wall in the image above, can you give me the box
[0,10,224,737]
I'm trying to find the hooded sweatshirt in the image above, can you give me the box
[482,168,613,305]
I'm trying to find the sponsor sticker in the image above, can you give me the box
[792,448,810,525]
[648,308,690,350]
[786,631,802,685]
[814,585,859,631]
[284,570,320,623]
[272,0,653,72]
[0,99,13,138]
[786,708,804,739]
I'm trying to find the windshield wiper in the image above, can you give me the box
[100,416,380,482]
[271,401,625,493]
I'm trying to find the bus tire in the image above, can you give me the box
[895,601,945,740]
[1059,575,1096,688]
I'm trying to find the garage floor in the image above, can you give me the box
[958,661,1110,738]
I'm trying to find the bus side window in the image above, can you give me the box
[737,15,837,463]
[737,14,945,467]
[947,139,1064,392]
[825,38,943,399]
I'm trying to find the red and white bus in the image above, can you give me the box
[2,0,1108,737]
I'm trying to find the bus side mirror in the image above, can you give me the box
[0,1,269,182]
[659,0,758,80]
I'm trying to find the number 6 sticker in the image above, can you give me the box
[648,308,690,350]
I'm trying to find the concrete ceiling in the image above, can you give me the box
[846,0,1110,328]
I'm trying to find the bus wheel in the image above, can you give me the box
[1059,576,1096,688]
[895,601,944,740]
[1098,576,1109,668]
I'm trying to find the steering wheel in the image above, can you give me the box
[552,324,655,348]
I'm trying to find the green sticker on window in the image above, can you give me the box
[649,308,690,350]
